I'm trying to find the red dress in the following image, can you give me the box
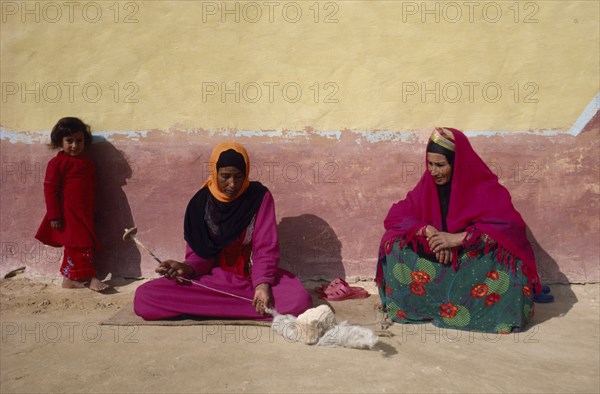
[35,151,99,280]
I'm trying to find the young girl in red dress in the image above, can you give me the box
[35,117,109,292]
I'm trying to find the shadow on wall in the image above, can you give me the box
[278,214,344,281]
[88,138,141,280]
[526,227,576,328]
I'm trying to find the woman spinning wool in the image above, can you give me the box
[134,142,312,320]
[376,127,541,333]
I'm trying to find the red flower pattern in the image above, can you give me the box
[385,285,392,295]
[411,270,431,285]
[409,283,426,296]
[485,293,501,306]
[522,286,531,296]
[439,302,459,319]
[467,249,479,258]
[396,310,407,319]
[486,270,499,280]
[470,284,489,298]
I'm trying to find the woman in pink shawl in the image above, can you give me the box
[376,128,540,333]
[134,142,312,320]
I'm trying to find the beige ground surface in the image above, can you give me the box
[1,276,598,394]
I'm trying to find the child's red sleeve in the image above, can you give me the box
[43,158,62,219]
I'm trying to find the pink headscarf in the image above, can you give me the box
[380,128,540,292]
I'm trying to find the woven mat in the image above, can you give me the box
[100,290,381,327]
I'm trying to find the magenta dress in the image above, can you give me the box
[133,192,312,320]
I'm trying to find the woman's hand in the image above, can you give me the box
[427,232,466,265]
[435,249,452,265]
[423,225,439,238]
[50,219,63,230]
[427,232,466,253]
[252,283,273,315]
[155,260,194,280]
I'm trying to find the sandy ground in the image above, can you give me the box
[1,276,599,394]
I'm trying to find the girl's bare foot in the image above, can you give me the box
[62,277,87,289]
[88,277,110,292]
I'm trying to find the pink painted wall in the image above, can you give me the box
[1,116,598,284]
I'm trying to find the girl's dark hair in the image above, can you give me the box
[50,117,92,148]
[426,141,455,166]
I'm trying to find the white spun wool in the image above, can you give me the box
[271,305,336,344]
[271,312,299,342]
[271,306,379,350]
[295,304,337,344]
[317,322,379,349]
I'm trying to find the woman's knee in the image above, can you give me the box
[277,288,313,316]
[132,279,166,319]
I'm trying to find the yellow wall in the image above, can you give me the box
[1,1,599,131]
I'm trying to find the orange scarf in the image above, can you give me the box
[201,142,251,202]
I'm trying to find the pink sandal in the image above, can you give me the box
[315,278,369,301]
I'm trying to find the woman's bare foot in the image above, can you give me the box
[62,277,87,289]
[87,277,110,292]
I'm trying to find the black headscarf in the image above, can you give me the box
[217,149,247,174]
[184,182,267,258]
